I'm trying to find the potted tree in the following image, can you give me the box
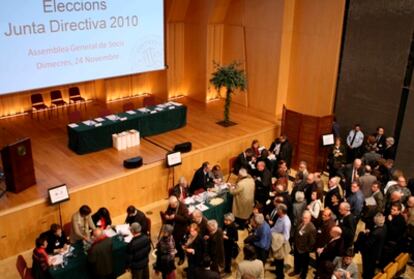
[210,61,247,127]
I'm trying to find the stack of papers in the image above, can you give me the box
[50,254,63,266]
[106,115,118,121]
[138,108,150,113]
[126,110,136,115]
[115,224,133,243]
[82,120,96,126]
[196,203,209,212]
[94,117,105,122]
[68,123,78,128]
[184,197,195,205]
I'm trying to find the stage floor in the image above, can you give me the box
[0,97,277,212]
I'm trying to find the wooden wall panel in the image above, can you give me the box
[0,124,278,259]
[287,0,345,116]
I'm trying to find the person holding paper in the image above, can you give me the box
[42,223,69,254]
[70,205,96,243]
[32,235,56,279]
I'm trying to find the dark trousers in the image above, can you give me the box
[362,254,376,279]
[255,247,268,264]
[174,236,185,260]
[274,259,285,279]
[294,249,310,279]
[131,266,149,279]
[235,217,247,230]
[224,241,233,272]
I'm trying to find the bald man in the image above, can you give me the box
[88,228,114,279]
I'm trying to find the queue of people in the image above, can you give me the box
[30,131,413,279]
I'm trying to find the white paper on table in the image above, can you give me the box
[196,203,209,212]
[150,111,157,114]
[82,120,96,126]
[157,104,166,108]
[126,110,136,115]
[68,123,78,128]
[94,117,105,122]
[168,106,175,110]
[124,235,133,243]
[184,197,195,205]
[104,228,117,238]
[169,101,182,106]
[207,191,217,198]
[106,115,118,121]
[218,183,229,190]
[138,108,149,113]
[50,254,63,266]
[115,224,130,235]
[258,146,266,153]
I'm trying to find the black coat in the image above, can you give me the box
[190,167,212,194]
[125,210,148,235]
[193,268,220,279]
[278,141,293,168]
[339,214,356,249]
[324,187,340,212]
[42,230,68,254]
[162,202,190,243]
[126,234,151,270]
[319,237,344,262]
[360,225,387,263]
[208,229,225,271]
[338,164,364,196]
[234,152,252,175]
[383,145,396,160]
[186,235,206,268]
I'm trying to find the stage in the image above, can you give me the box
[0,96,278,259]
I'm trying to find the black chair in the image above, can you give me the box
[68,87,87,111]
[50,90,67,118]
[30,93,49,120]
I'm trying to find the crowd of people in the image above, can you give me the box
[31,124,414,279]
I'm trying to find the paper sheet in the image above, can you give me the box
[68,123,78,128]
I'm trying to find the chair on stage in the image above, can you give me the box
[68,110,82,123]
[123,101,134,112]
[50,90,67,118]
[143,95,156,107]
[68,87,87,111]
[16,255,33,279]
[226,156,238,182]
[30,93,49,120]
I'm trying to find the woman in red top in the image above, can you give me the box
[32,235,54,279]
[92,207,112,229]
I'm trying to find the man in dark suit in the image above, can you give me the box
[190,161,213,195]
[358,213,387,279]
[317,226,344,263]
[88,229,114,279]
[161,195,190,265]
[253,161,272,206]
[383,137,396,160]
[373,127,386,155]
[315,208,336,252]
[338,202,356,250]
[171,176,190,201]
[126,223,151,279]
[234,148,255,175]
[289,211,316,279]
[125,205,148,235]
[278,135,293,168]
[338,158,364,197]
[325,177,341,212]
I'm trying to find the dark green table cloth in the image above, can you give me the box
[49,236,127,279]
[68,104,187,154]
[194,191,233,227]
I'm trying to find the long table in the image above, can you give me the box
[49,236,127,279]
[67,103,187,154]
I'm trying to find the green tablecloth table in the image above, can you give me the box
[49,236,127,279]
[195,191,233,227]
[67,104,187,154]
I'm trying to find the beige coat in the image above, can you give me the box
[230,175,255,219]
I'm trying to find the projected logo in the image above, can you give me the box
[131,36,163,72]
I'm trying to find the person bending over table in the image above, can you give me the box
[41,223,69,255]
[70,205,96,244]
[189,161,214,195]
[88,228,114,279]
[92,207,112,230]
[125,205,148,235]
